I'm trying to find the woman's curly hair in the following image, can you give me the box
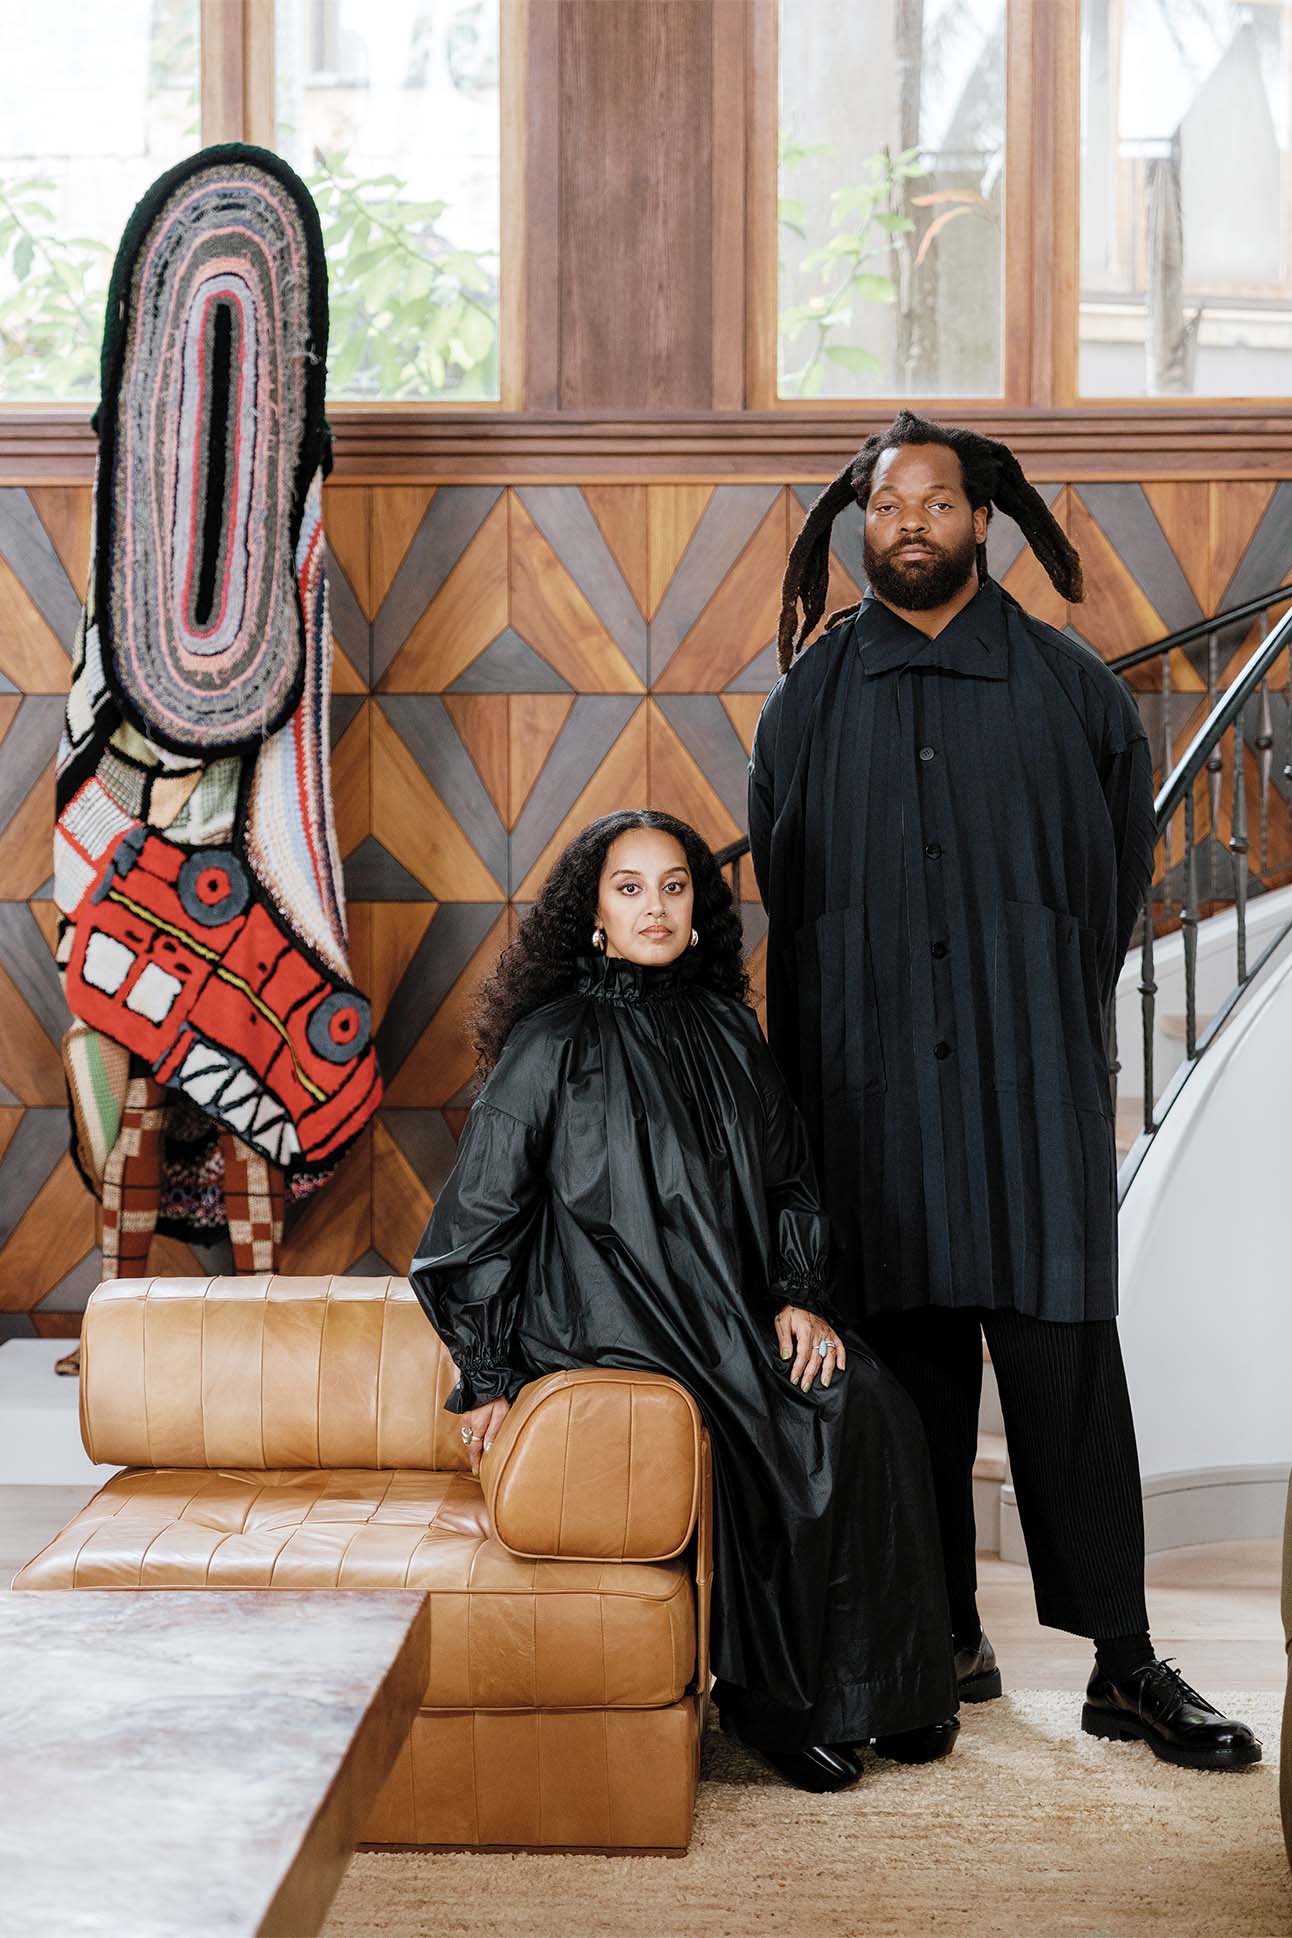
[473,809,750,1075]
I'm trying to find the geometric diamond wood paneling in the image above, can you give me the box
[1,474,1289,1326]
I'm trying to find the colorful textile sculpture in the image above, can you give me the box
[55,144,380,1274]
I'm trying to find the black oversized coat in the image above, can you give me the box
[411,950,956,1744]
[748,578,1157,1324]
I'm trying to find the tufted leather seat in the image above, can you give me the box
[17,1466,697,1711]
[14,1276,713,1853]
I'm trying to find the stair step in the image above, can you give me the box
[1160,1011,1215,1042]
[972,1431,1005,1555]
[973,1431,1006,1485]
[1115,1095,1144,1159]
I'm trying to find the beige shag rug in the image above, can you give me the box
[324,1692,1290,1938]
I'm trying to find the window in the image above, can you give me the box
[1081,0,1292,397]
[0,0,199,401]
[274,0,501,400]
[777,0,1007,400]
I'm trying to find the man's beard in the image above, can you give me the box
[864,528,980,611]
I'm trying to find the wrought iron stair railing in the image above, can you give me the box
[1117,596,1292,1195]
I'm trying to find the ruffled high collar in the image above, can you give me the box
[575,949,702,1003]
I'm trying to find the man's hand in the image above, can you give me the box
[774,1305,846,1391]
[459,1396,510,1475]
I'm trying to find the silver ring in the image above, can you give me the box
[818,1339,830,1357]
[459,1425,473,1443]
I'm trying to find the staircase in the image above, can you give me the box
[973,1345,1007,1554]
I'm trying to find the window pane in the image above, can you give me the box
[1081,0,1292,397]
[778,0,1006,400]
[275,0,500,401]
[0,0,199,402]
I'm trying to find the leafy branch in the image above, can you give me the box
[778,136,993,398]
[0,152,501,404]
[304,147,499,399]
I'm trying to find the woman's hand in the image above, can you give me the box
[774,1305,846,1392]
[457,1396,511,1475]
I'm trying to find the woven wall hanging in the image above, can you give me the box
[55,144,381,1285]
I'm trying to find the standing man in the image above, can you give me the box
[748,410,1259,1770]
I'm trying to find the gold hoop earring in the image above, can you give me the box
[689,927,699,949]
[592,926,606,952]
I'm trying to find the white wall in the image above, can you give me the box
[1117,924,1292,1482]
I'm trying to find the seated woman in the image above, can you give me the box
[411,809,957,1792]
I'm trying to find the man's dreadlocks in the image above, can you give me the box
[777,411,1083,674]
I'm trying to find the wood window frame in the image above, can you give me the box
[745,0,1074,411]
[3,0,1290,482]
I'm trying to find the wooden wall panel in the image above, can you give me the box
[557,1,715,408]
[1,474,1289,1327]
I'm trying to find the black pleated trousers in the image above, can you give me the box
[857,1307,1149,1640]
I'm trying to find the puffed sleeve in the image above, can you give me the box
[410,1100,548,1414]
[756,1044,841,1326]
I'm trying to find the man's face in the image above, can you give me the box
[862,444,988,611]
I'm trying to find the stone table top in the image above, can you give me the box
[0,1589,430,1938]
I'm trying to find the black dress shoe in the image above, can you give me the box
[871,1716,960,1763]
[751,1742,864,1793]
[955,1630,1002,1702]
[1081,1659,1262,1771]
[716,1709,862,1792]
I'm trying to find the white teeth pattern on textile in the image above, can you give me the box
[178,1042,231,1106]
[171,1037,297,1167]
[222,1095,259,1134]
[220,1069,259,1109]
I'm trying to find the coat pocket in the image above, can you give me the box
[794,906,887,1105]
[992,898,1111,1117]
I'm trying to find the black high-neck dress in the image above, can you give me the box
[411,951,957,1749]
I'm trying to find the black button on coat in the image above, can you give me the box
[749,578,1157,1324]
[411,950,957,1743]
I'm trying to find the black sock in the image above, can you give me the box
[951,1606,982,1651]
[1094,1630,1155,1681]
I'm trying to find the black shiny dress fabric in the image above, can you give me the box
[411,951,956,1749]
[749,578,1157,1324]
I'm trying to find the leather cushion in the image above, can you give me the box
[79,1276,469,1473]
[365,1701,701,1851]
[13,1469,696,1711]
[484,1370,702,1561]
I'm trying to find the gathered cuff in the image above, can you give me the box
[768,1263,840,1325]
[444,1360,523,1414]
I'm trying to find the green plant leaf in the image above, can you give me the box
[824,344,882,373]
[848,272,897,302]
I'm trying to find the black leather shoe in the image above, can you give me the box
[751,1742,864,1793]
[1081,1659,1262,1770]
[871,1716,960,1763]
[716,1708,863,1792]
[955,1630,1002,1702]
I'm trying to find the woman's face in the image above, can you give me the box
[595,827,694,965]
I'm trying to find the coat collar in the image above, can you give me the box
[853,576,1010,680]
[575,949,702,1003]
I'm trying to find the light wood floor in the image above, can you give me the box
[979,1540,1287,1691]
[2,1486,1284,1697]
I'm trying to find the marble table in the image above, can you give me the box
[0,1590,430,1937]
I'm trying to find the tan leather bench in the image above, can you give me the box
[13,1275,714,1855]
